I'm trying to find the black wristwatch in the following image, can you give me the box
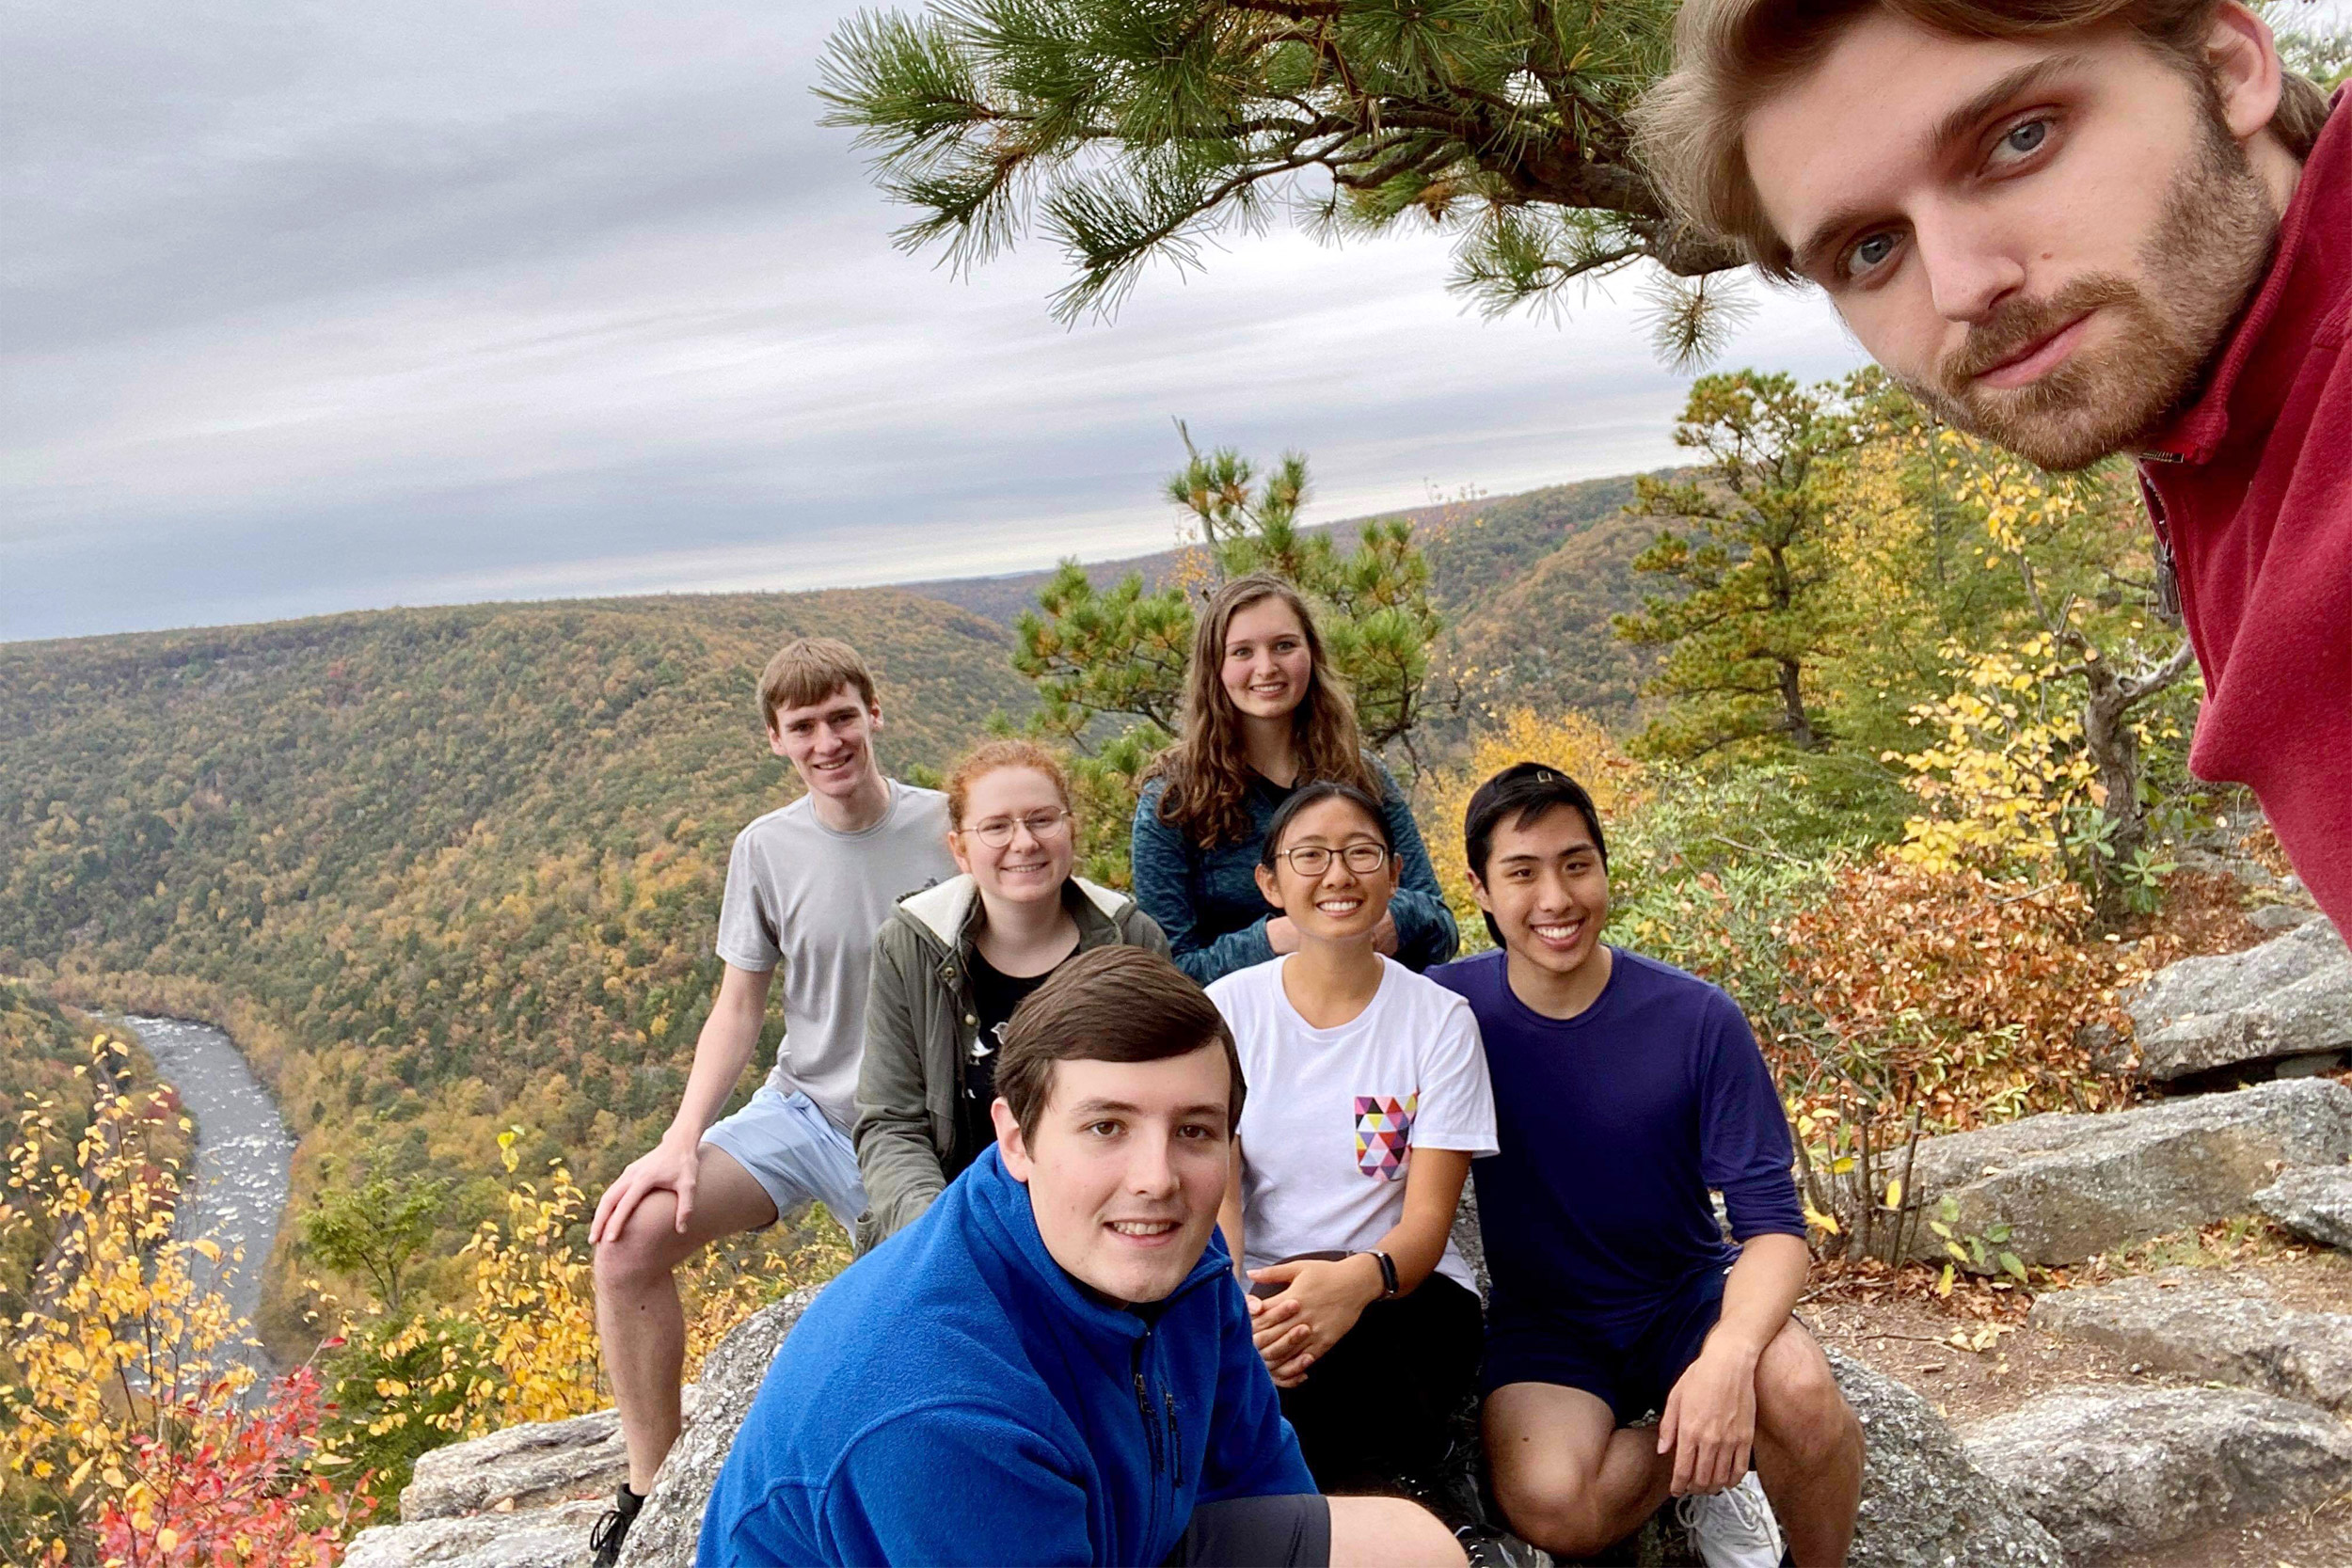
[1358,1249,1399,1298]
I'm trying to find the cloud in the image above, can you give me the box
[0,0,1866,645]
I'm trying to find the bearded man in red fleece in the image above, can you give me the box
[1640,1,2349,925]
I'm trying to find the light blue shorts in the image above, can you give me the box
[700,1086,867,1227]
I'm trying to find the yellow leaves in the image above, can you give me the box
[1887,639,2094,877]
[1804,1204,1842,1238]
[1425,708,1641,949]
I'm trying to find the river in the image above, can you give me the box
[122,1015,295,1373]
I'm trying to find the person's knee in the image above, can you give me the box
[1326,1495,1463,1568]
[592,1199,682,1291]
[1759,1336,1861,1471]
[1490,1478,1613,1560]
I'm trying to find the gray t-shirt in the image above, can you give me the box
[714,779,955,1132]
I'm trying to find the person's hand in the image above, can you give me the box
[1658,1336,1759,1497]
[1245,1256,1383,1386]
[1265,916,1301,955]
[1370,909,1400,957]
[590,1131,703,1244]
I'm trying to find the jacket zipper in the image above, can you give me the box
[1133,1339,1165,1552]
[2136,467,2185,624]
[1133,1370,1157,1472]
[1164,1390,1183,1486]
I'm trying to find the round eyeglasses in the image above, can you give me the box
[960,809,1073,847]
[1276,843,1391,877]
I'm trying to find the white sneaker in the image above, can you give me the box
[1675,1471,1786,1568]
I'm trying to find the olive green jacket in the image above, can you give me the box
[855,874,1169,1242]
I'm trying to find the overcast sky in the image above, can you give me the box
[8,4,1915,643]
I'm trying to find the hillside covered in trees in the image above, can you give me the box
[0,465,1668,1360]
[0,402,2269,1552]
[913,470,1661,727]
[0,592,1028,1326]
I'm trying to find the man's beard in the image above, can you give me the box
[1898,105,2280,471]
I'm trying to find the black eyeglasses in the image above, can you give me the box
[959,809,1072,847]
[1276,843,1391,877]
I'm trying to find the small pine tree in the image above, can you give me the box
[1614,371,1863,758]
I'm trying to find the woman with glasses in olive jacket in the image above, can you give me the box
[854,738,1169,1242]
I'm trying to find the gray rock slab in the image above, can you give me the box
[344,1497,606,1568]
[2128,918,2352,1080]
[1451,1182,1489,1301]
[351,1292,2062,1568]
[1963,1386,2352,1560]
[2249,904,2319,932]
[1825,1348,2065,1568]
[1904,1078,2352,1267]
[2256,1164,2352,1251]
[617,1289,816,1568]
[399,1391,699,1524]
[2026,1268,2352,1410]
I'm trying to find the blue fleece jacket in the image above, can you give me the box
[1131,753,1457,986]
[697,1145,1313,1566]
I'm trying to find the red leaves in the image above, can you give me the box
[94,1366,374,1568]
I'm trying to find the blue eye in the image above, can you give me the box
[2003,119,2048,157]
[1846,232,1899,278]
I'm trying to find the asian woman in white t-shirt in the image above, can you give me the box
[1205,781,1499,1505]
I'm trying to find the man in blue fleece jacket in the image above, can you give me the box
[698,945,1465,1567]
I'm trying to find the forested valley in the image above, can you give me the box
[0,372,2300,1559]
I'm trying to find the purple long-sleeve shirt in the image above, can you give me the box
[1431,947,1804,1344]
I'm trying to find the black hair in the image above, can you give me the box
[1258,780,1395,871]
[1462,762,1610,946]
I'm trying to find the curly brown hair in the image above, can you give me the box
[1149,575,1382,848]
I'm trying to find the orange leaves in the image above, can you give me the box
[1777,857,2135,1134]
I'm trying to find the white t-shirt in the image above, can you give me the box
[1208,955,1499,1292]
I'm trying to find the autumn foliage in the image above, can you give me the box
[94,1368,355,1568]
[1778,858,2136,1133]
[0,1035,369,1567]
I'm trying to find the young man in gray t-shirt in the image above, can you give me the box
[584,637,953,1566]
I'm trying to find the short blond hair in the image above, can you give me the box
[758,637,877,732]
[1637,0,2333,279]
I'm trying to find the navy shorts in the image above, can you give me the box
[1480,1263,1731,1425]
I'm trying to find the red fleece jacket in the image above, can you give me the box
[2140,97,2352,929]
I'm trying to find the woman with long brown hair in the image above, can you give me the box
[1131,573,1456,985]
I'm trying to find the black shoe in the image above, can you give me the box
[1454,1525,1553,1568]
[590,1483,645,1568]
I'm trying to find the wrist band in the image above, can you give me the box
[1359,1249,1399,1298]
